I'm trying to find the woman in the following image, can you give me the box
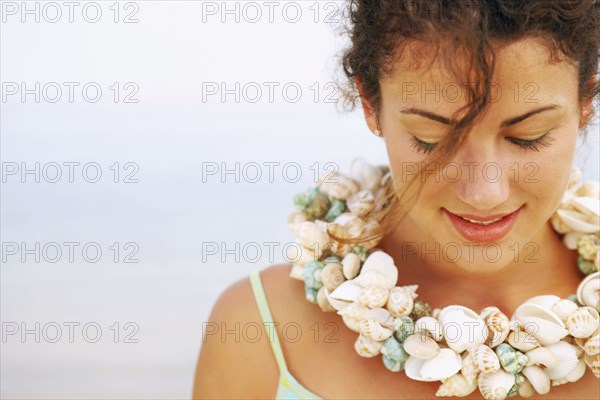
[194,1,600,399]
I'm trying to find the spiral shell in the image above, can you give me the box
[354,334,382,358]
[495,343,528,374]
[381,336,409,363]
[477,369,516,400]
[551,299,579,323]
[292,187,330,220]
[577,271,600,310]
[474,344,501,374]
[337,302,368,332]
[386,286,418,317]
[296,221,331,258]
[461,352,480,385]
[565,306,599,338]
[316,286,336,312]
[317,171,359,200]
[347,190,376,217]
[357,285,389,309]
[359,318,394,341]
[394,315,415,343]
[350,158,383,191]
[321,263,345,292]
[481,307,510,348]
[436,373,478,397]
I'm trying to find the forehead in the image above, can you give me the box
[382,37,579,115]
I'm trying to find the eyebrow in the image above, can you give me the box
[400,104,562,128]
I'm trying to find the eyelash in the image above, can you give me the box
[409,131,555,155]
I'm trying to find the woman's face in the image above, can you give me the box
[362,37,585,273]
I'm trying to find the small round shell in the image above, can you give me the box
[321,263,345,292]
[403,332,440,360]
[341,253,361,279]
[354,334,382,358]
[577,271,600,310]
[477,369,516,400]
[415,316,443,341]
[316,286,336,312]
[551,299,579,323]
[474,344,501,374]
[386,286,417,317]
[317,171,360,200]
[565,306,599,338]
[357,285,389,309]
[347,190,376,217]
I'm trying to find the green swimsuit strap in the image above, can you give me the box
[249,268,288,374]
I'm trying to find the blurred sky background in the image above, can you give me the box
[1,1,598,398]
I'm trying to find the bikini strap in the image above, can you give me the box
[249,268,288,374]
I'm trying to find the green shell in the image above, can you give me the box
[409,301,432,320]
[381,336,409,363]
[382,354,406,372]
[507,374,525,397]
[324,198,346,222]
[352,246,369,262]
[302,261,325,290]
[577,255,598,276]
[293,187,330,220]
[323,255,341,265]
[495,343,528,374]
[577,234,599,261]
[394,316,415,343]
[567,294,581,306]
[304,286,318,304]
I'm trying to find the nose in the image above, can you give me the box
[451,145,511,212]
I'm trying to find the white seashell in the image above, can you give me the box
[317,171,360,200]
[461,352,479,385]
[563,231,585,250]
[347,190,376,217]
[289,264,304,281]
[473,344,501,374]
[359,319,394,341]
[583,328,600,356]
[341,253,361,280]
[354,334,382,357]
[522,295,561,310]
[438,305,489,353]
[403,332,440,360]
[327,280,363,310]
[360,251,398,287]
[364,308,395,329]
[287,211,307,236]
[338,302,368,332]
[436,373,478,397]
[521,366,550,395]
[525,347,557,369]
[415,316,443,341]
[584,352,600,378]
[481,307,510,348]
[565,306,599,338]
[576,181,600,198]
[477,369,515,400]
[286,244,319,267]
[518,378,535,397]
[321,263,345,292]
[350,158,383,191]
[571,196,600,218]
[405,348,462,382]
[316,287,336,312]
[357,285,389,309]
[544,341,580,380]
[564,358,586,383]
[551,299,579,323]
[555,209,599,233]
[296,221,331,258]
[507,326,540,352]
[386,286,418,317]
[353,270,395,290]
[577,272,600,311]
[512,303,569,346]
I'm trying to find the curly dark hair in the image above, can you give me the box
[333,0,600,245]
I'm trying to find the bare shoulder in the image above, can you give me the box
[192,264,297,400]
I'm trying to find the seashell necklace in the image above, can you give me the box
[288,159,600,399]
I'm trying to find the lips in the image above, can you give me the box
[444,206,523,243]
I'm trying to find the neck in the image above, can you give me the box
[379,221,581,317]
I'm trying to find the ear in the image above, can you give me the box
[355,76,379,133]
